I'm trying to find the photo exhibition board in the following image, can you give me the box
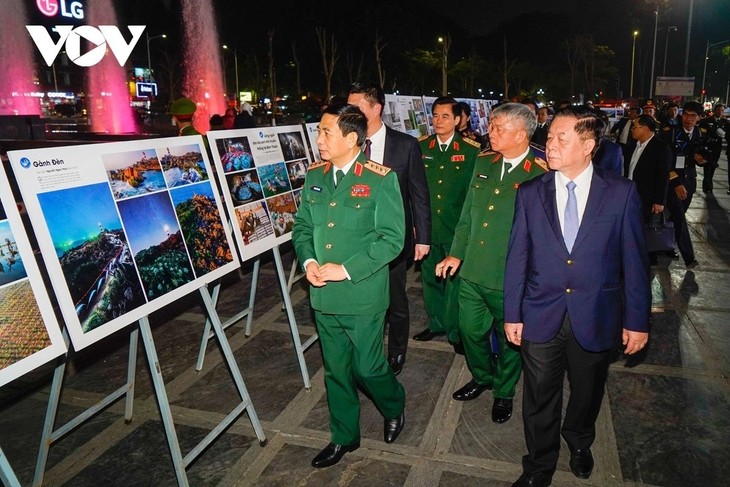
[304,123,321,162]
[382,95,429,137]
[8,136,240,350]
[0,165,66,387]
[207,125,312,262]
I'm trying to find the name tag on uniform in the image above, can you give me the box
[423,155,434,160]
[477,174,489,179]
[311,185,323,192]
[675,155,685,169]
[451,155,465,162]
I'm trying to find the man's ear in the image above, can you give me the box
[346,131,359,148]
[583,138,597,157]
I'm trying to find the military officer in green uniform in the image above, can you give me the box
[169,97,202,136]
[292,104,406,469]
[438,103,547,423]
[412,97,480,352]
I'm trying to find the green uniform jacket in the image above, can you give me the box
[450,148,547,290]
[292,153,405,315]
[419,133,480,244]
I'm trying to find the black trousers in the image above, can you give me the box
[520,315,611,477]
[386,254,409,357]
[702,147,721,192]
[665,182,696,264]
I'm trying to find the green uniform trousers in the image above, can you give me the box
[315,310,405,445]
[421,242,461,343]
[458,278,522,399]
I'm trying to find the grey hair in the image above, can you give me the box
[492,102,538,138]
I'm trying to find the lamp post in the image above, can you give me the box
[701,39,730,102]
[683,0,694,76]
[223,45,239,106]
[630,31,639,98]
[649,7,659,98]
[662,26,677,76]
[145,32,166,81]
[438,35,451,95]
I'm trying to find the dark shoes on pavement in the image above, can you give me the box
[491,398,513,423]
[569,448,594,479]
[388,354,405,375]
[450,341,465,355]
[452,379,492,401]
[384,411,405,443]
[311,441,360,468]
[512,472,552,487]
[412,328,444,341]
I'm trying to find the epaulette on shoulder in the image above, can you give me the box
[477,149,497,158]
[461,137,481,149]
[364,160,391,176]
[418,134,431,142]
[534,157,549,171]
[308,160,327,170]
[700,127,707,133]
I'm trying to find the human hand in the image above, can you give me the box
[675,185,687,200]
[436,256,461,278]
[305,261,326,287]
[693,153,706,165]
[414,244,430,261]
[622,329,649,355]
[318,263,347,282]
[651,204,664,214]
[504,323,524,346]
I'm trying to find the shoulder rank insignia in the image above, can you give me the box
[308,160,328,171]
[461,137,481,149]
[534,157,549,171]
[418,134,431,142]
[364,160,391,176]
[700,127,707,133]
[478,149,497,158]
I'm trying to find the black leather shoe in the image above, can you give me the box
[450,341,465,355]
[666,250,679,259]
[388,354,405,376]
[452,379,492,401]
[384,411,405,443]
[569,448,594,479]
[512,471,552,487]
[412,328,444,341]
[311,441,360,468]
[492,398,513,423]
[686,260,699,269]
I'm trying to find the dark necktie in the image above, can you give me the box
[564,181,578,251]
[364,139,372,159]
[335,169,345,188]
[503,161,513,180]
[440,143,447,152]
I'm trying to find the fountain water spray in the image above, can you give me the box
[0,0,41,115]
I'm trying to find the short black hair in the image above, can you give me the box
[636,114,657,132]
[432,96,462,118]
[349,81,385,108]
[553,106,604,156]
[682,101,703,115]
[322,103,368,146]
[458,101,471,117]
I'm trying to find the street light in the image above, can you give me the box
[649,7,658,98]
[630,31,639,98]
[662,26,677,76]
[146,32,166,81]
[222,45,239,106]
[437,35,451,95]
[701,39,730,102]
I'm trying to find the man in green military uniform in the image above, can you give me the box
[438,103,547,423]
[292,104,406,468]
[412,97,480,352]
[169,97,202,136]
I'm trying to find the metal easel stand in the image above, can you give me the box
[33,327,138,487]
[271,245,315,390]
[0,446,21,487]
[195,258,261,371]
[281,255,306,311]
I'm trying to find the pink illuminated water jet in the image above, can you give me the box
[181,0,226,134]
[0,0,41,115]
[87,0,137,133]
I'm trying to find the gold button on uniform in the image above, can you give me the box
[495,189,500,194]
[567,259,573,265]
[488,205,494,210]
[438,180,443,184]
[437,209,442,214]
[483,222,488,227]
[440,165,444,169]
[566,288,572,294]
[437,194,442,199]
[479,240,485,245]
[325,244,332,249]
[329,202,336,207]
[327,222,335,228]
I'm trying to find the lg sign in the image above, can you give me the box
[36,0,84,19]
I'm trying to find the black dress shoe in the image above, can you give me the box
[452,379,492,401]
[412,328,444,341]
[666,250,679,259]
[491,398,513,423]
[311,441,360,468]
[569,448,594,479]
[384,411,405,443]
[450,341,465,355]
[512,471,552,487]
[388,354,405,376]
[686,259,699,269]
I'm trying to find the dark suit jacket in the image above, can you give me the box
[383,126,431,256]
[504,166,650,352]
[531,123,549,148]
[594,138,623,176]
[626,135,670,219]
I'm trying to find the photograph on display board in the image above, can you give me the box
[0,280,52,373]
[102,149,167,200]
[277,131,307,161]
[267,192,297,238]
[169,182,233,277]
[216,136,255,173]
[227,170,264,206]
[305,123,321,161]
[0,219,27,286]
[388,101,400,124]
[159,144,209,187]
[286,159,308,190]
[36,183,146,333]
[235,201,274,246]
[117,191,195,300]
[258,162,292,197]
[292,188,302,209]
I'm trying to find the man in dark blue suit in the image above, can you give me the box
[504,107,651,487]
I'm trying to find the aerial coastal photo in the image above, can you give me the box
[102,149,167,200]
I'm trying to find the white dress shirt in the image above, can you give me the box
[555,163,594,236]
[628,134,653,180]
[366,122,387,164]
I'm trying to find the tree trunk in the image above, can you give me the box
[374,30,386,88]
